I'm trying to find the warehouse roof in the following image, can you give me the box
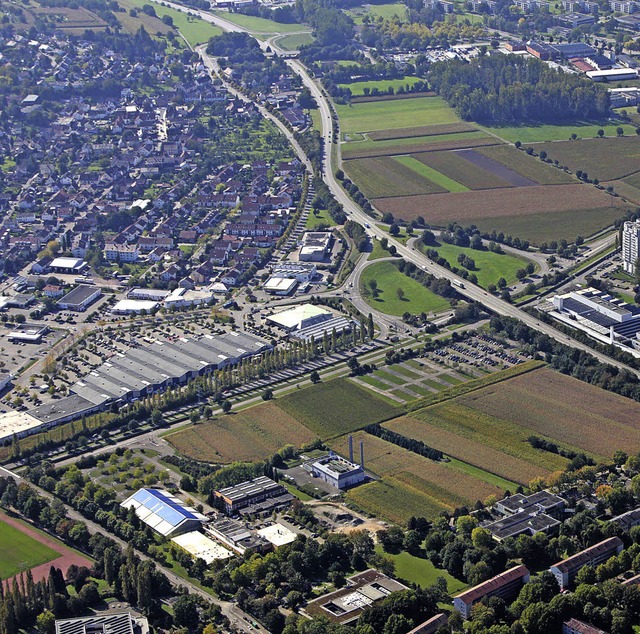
[0,410,44,443]
[55,612,148,634]
[216,475,282,503]
[57,285,100,307]
[267,303,332,330]
[121,488,206,537]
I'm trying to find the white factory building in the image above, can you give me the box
[622,220,640,276]
[306,436,367,490]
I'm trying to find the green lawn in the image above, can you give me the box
[276,32,314,50]
[339,77,423,97]
[421,241,532,288]
[360,261,451,316]
[337,96,459,136]
[394,155,469,193]
[346,3,407,23]
[368,239,392,260]
[127,0,222,45]
[482,121,638,144]
[0,518,59,579]
[305,208,335,229]
[374,545,467,592]
[213,10,307,32]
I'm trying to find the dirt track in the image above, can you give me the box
[1,511,93,584]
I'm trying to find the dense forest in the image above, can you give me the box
[429,55,610,123]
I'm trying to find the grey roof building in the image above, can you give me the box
[55,613,149,634]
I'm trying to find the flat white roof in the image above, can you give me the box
[112,299,159,313]
[257,523,297,547]
[263,276,297,292]
[267,303,331,328]
[172,531,233,562]
[0,410,44,442]
[587,68,638,78]
[50,257,84,269]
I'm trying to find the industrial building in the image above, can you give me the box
[214,475,293,516]
[205,516,270,555]
[550,537,624,590]
[587,68,638,81]
[306,570,408,625]
[257,522,297,547]
[49,257,87,274]
[7,323,49,343]
[111,299,159,315]
[550,288,640,355]
[55,613,149,634]
[267,303,333,331]
[121,488,206,537]
[263,276,298,296]
[453,565,530,619]
[306,436,366,490]
[0,329,270,443]
[57,285,102,311]
[299,232,334,262]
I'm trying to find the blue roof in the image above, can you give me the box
[131,488,198,527]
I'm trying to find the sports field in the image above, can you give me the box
[339,77,423,97]
[337,96,460,136]
[278,378,402,438]
[423,242,531,288]
[166,402,317,463]
[458,366,640,458]
[0,518,59,580]
[482,121,637,144]
[360,261,451,316]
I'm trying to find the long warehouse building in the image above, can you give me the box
[0,330,271,443]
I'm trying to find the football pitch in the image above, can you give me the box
[0,518,59,580]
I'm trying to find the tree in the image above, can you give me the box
[36,611,56,634]
[221,400,232,414]
[173,594,201,630]
[396,288,405,301]
[389,224,400,236]
[262,388,273,401]
[617,126,624,137]
[367,313,374,339]
[597,129,605,138]
[151,409,162,426]
[310,371,321,384]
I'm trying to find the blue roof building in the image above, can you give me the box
[121,488,206,536]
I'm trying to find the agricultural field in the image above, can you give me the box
[359,261,451,316]
[475,145,576,185]
[123,0,222,45]
[344,157,447,198]
[422,241,532,288]
[212,10,307,32]
[367,122,478,141]
[278,378,402,438]
[0,516,59,580]
[339,77,423,97]
[346,2,408,23]
[535,137,640,182]
[458,366,640,458]
[375,183,628,244]
[337,96,460,136]
[394,156,469,193]
[275,32,314,50]
[384,415,558,486]
[166,402,317,463]
[342,133,497,160]
[482,121,637,144]
[39,6,107,32]
[333,431,504,518]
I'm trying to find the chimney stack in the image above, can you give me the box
[348,435,354,463]
[359,440,364,469]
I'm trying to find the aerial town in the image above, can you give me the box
[1,0,640,631]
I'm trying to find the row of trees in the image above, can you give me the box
[364,423,444,461]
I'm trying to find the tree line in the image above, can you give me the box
[429,55,610,124]
[364,423,444,461]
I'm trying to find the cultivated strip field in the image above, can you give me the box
[536,137,640,182]
[375,184,628,243]
[394,156,469,193]
[455,149,536,186]
[385,414,560,485]
[278,379,402,438]
[344,157,447,198]
[458,367,640,458]
[367,122,478,141]
[333,431,503,523]
[167,402,317,463]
